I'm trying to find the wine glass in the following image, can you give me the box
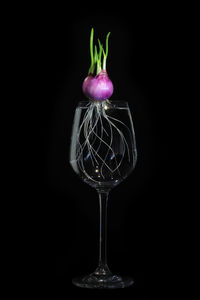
[69,100,137,289]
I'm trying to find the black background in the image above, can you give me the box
[42,5,180,299]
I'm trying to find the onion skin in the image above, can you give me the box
[82,73,93,95]
[83,70,113,101]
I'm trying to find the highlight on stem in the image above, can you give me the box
[82,28,114,102]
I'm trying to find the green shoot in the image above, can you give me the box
[88,28,94,74]
[103,32,111,70]
[97,39,103,74]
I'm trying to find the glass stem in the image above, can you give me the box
[95,190,111,276]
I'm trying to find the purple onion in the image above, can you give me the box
[83,70,113,101]
[82,29,113,101]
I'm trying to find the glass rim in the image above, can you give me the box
[77,100,129,108]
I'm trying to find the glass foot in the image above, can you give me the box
[72,272,134,289]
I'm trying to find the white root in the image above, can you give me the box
[75,101,131,183]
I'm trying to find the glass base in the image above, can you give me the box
[72,272,134,289]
